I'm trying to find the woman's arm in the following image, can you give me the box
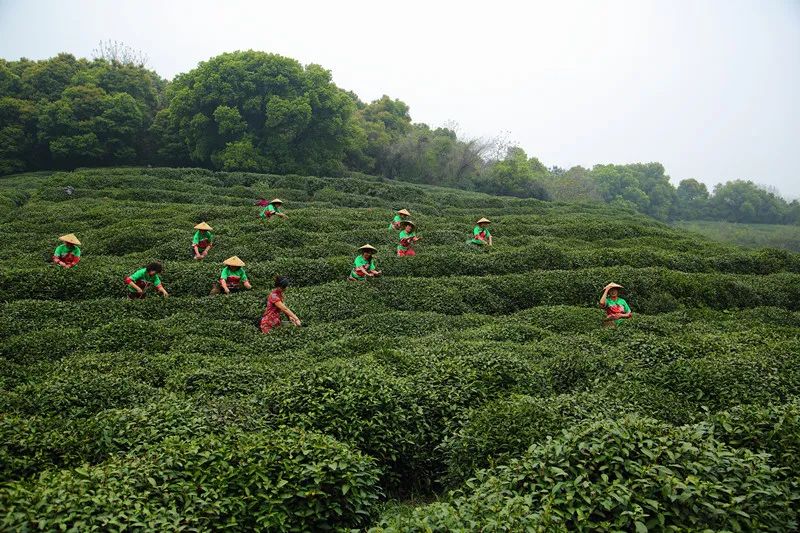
[157,284,169,298]
[243,280,252,290]
[126,279,144,293]
[275,301,301,325]
[599,288,610,307]
[220,279,230,294]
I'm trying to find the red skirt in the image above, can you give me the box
[260,311,282,334]
[397,248,416,257]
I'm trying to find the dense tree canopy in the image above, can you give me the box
[0,49,797,224]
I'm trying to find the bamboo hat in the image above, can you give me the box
[401,220,416,229]
[223,256,246,267]
[476,217,491,224]
[58,233,81,245]
[604,282,624,290]
[194,222,213,231]
[269,198,283,205]
[359,244,378,253]
[397,209,411,216]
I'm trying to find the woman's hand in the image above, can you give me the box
[290,316,302,327]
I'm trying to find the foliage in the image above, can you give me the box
[0,166,799,528]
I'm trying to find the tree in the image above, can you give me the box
[475,146,549,199]
[675,179,709,219]
[152,51,359,176]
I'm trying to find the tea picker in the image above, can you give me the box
[599,282,632,327]
[52,234,82,268]
[191,221,215,260]
[211,256,252,295]
[470,218,493,246]
[390,208,411,230]
[260,275,301,333]
[349,244,382,281]
[397,221,421,256]
[125,262,169,299]
[260,198,288,220]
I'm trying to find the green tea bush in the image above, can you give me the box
[256,357,425,488]
[376,416,799,531]
[0,429,383,531]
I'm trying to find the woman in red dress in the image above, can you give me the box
[260,275,301,333]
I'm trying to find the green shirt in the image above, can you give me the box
[192,230,214,247]
[471,225,491,244]
[53,243,81,258]
[127,268,161,292]
[350,254,376,280]
[603,297,631,325]
[398,230,416,251]
[389,214,403,229]
[260,204,280,218]
[220,266,248,287]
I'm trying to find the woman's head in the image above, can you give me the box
[274,275,290,289]
[146,262,163,275]
[404,222,414,232]
[608,288,619,299]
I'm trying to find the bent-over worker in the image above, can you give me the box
[192,222,215,260]
[260,275,301,333]
[125,262,169,299]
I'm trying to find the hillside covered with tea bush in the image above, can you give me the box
[1,167,799,531]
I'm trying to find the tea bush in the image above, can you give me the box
[1,166,799,528]
[0,429,382,531]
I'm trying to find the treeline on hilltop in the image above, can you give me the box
[1,49,798,224]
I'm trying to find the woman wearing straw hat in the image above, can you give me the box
[390,208,411,230]
[349,244,382,281]
[191,222,215,260]
[125,262,169,299]
[599,282,632,327]
[470,218,493,246]
[212,256,252,295]
[260,275,301,333]
[397,221,421,257]
[52,234,82,268]
[260,198,287,220]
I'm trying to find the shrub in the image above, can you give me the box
[375,416,800,531]
[0,429,382,531]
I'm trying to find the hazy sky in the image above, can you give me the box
[1,0,798,197]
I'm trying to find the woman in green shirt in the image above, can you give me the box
[349,244,382,282]
[390,208,411,230]
[260,198,287,220]
[52,233,82,268]
[397,221,420,256]
[125,262,169,299]
[471,218,493,246]
[192,222,215,260]
[599,282,632,327]
[212,256,253,295]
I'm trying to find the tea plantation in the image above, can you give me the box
[1,167,799,531]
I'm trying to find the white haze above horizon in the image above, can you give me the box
[1,0,798,198]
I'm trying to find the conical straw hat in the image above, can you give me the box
[401,220,416,229]
[359,244,378,253]
[223,256,245,267]
[476,217,491,224]
[397,209,411,216]
[59,233,81,245]
[604,282,624,290]
[194,222,213,231]
[270,198,283,204]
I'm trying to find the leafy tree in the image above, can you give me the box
[475,146,550,199]
[675,179,710,219]
[708,180,787,224]
[152,51,359,176]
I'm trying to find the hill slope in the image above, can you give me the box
[1,167,799,531]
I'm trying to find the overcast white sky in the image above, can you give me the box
[1,0,798,198]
